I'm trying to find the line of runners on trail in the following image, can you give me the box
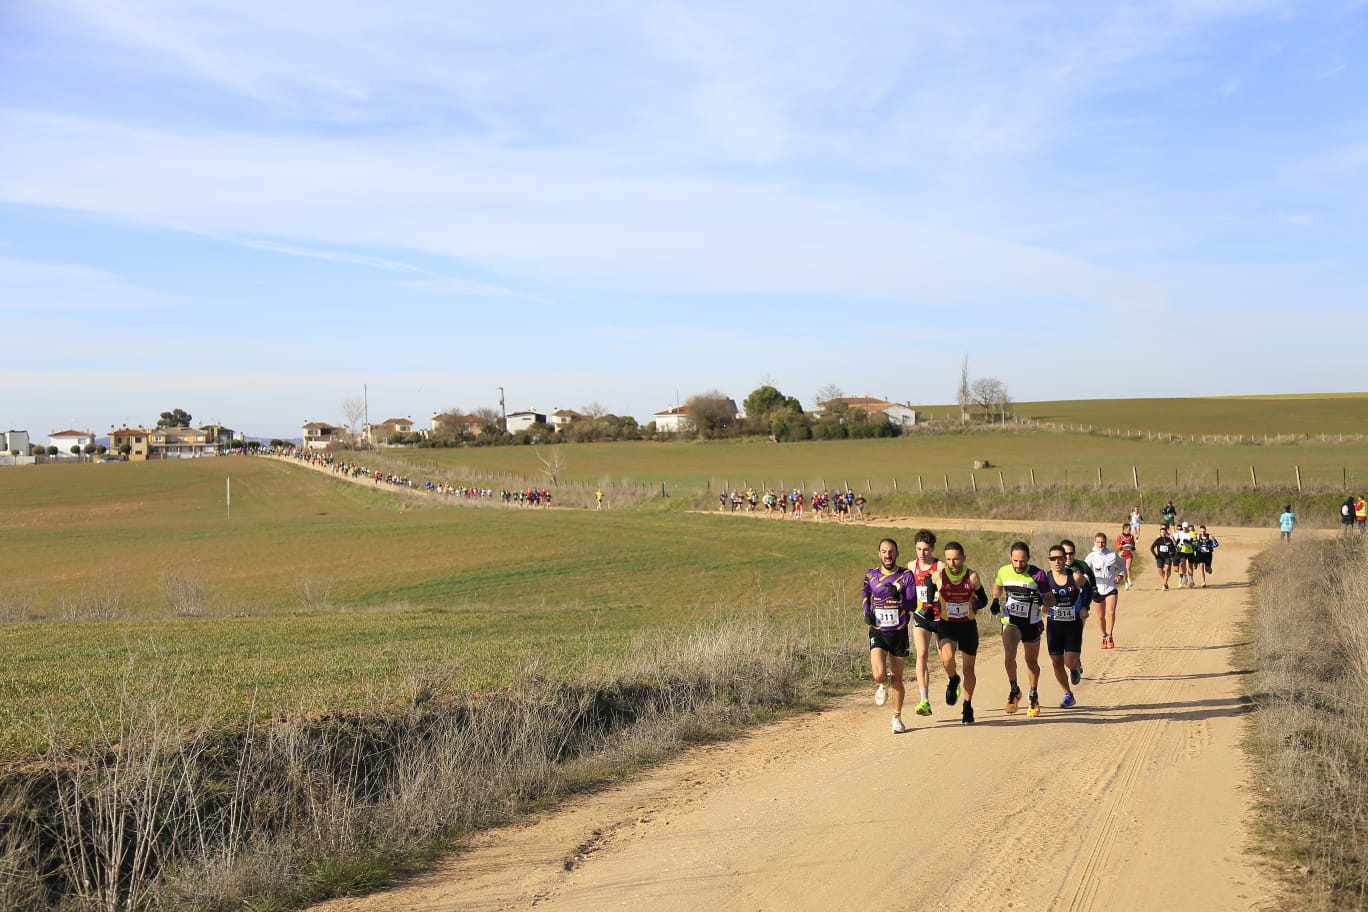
[718,487,868,521]
[862,510,1221,734]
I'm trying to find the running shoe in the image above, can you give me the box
[1106,634,1116,649]
[1101,635,1110,649]
[961,701,975,725]
[874,683,888,706]
[946,674,961,706]
[914,699,933,716]
[1070,665,1082,686]
[891,715,907,734]
[1026,692,1041,717]
[1163,583,1169,590]
[1005,685,1021,714]
[1061,692,1076,708]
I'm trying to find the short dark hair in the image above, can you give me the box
[1010,540,1030,557]
[1060,539,1076,551]
[880,537,899,551]
[943,541,964,556]
[914,529,937,547]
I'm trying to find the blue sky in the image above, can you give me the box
[2,1,1365,438]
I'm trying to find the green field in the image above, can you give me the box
[0,457,1018,757]
[1003,393,1368,438]
[4,397,1365,759]
[366,427,1367,497]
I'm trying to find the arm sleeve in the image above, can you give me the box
[972,586,988,610]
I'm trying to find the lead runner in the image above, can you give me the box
[861,538,916,733]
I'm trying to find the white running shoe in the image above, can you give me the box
[891,715,907,734]
[874,683,888,706]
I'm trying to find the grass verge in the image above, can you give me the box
[1247,536,1368,910]
[0,609,864,911]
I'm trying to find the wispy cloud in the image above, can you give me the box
[0,256,173,312]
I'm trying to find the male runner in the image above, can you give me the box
[1193,525,1219,587]
[932,541,990,724]
[991,542,1054,718]
[1045,544,1089,707]
[1085,532,1125,649]
[908,529,943,717]
[861,538,916,733]
[1115,522,1137,589]
[1150,525,1177,590]
[1279,505,1296,542]
[1173,521,1197,588]
[1061,540,1094,680]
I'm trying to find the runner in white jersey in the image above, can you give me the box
[1084,532,1126,649]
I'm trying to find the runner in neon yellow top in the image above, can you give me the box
[991,541,1055,717]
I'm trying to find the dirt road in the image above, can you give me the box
[311,516,1278,912]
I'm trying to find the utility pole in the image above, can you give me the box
[498,386,507,433]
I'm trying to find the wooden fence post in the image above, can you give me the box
[1097,466,1103,488]
[1030,468,1036,488]
[1250,466,1258,489]
[1132,466,1139,489]
[999,471,1005,492]
[943,474,949,492]
[971,472,977,493]
[918,475,924,492]
[1295,465,1302,491]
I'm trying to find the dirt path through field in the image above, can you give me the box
[309,513,1279,912]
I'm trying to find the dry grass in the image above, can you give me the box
[1247,537,1368,911]
[0,604,862,911]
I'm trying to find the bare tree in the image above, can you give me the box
[580,401,606,418]
[534,447,566,485]
[341,397,366,438]
[969,378,1011,422]
[815,383,845,410]
[473,406,503,434]
[957,354,971,424]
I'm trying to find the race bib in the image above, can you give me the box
[1053,604,1076,621]
[916,585,929,604]
[874,607,900,627]
[1158,544,1171,554]
[1006,596,1032,618]
[944,599,971,620]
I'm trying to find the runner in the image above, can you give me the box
[1173,521,1197,588]
[1161,499,1177,529]
[1085,532,1125,649]
[1193,525,1219,587]
[861,538,916,734]
[991,542,1054,718]
[1129,505,1143,539]
[1150,524,1177,590]
[1357,495,1367,536]
[908,529,943,718]
[1044,544,1089,707]
[1341,496,1357,536]
[931,541,990,724]
[1060,539,1094,679]
[1115,522,1137,590]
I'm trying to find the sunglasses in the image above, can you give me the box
[1049,555,1066,560]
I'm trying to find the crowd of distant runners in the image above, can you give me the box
[862,499,1226,734]
[717,487,868,521]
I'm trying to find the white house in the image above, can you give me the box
[302,421,343,451]
[2,430,31,455]
[48,428,95,453]
[652,405,691,434]
[506,410,548,433]
[549,409,584,432]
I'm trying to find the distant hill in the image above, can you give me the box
[912,394,1368,438]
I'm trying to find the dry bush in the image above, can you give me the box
[1248,538,1368,911]
[159,569,211,618]
[0,593,36,625]
[56,583,124,621]
[3,600,861,912]
[295,576,334,612]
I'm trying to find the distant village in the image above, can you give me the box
[1,395,926,466]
